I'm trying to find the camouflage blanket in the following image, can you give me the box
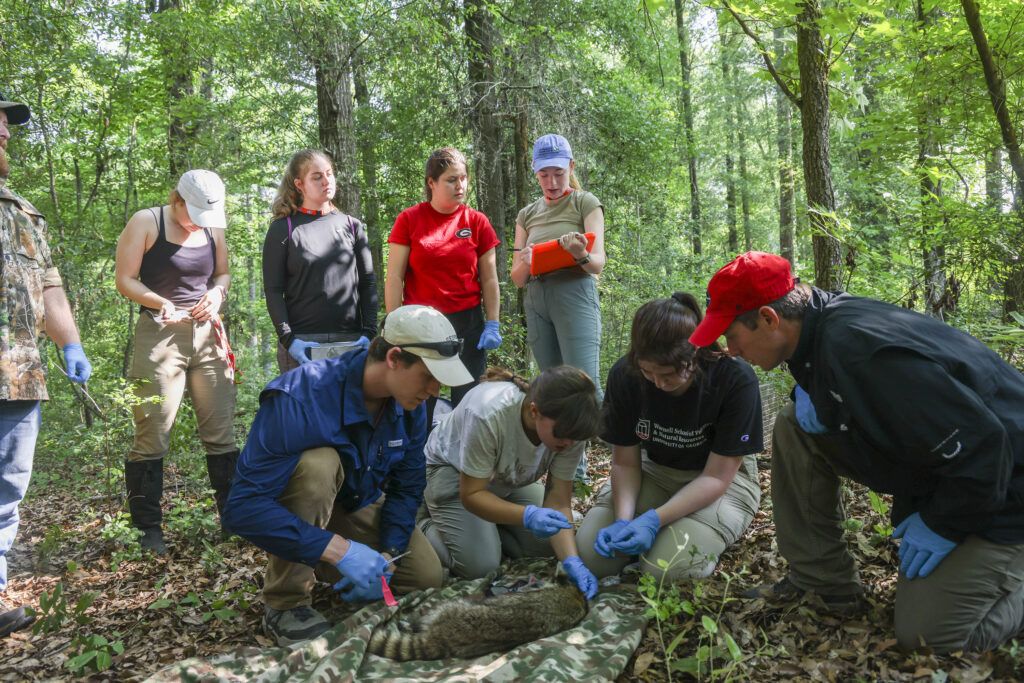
[149,559,649,683]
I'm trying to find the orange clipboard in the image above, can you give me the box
[529,232,596,276]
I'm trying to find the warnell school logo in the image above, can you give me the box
[636,419,651,440]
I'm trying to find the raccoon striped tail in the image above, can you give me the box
[368,624,445,662]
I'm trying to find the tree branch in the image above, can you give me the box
[721,2,801,108]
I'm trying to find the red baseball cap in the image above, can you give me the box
[689,252,795,347]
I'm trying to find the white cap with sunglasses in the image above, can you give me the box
[382,305,474,387]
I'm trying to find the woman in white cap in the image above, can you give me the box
[510,133,606,482]
[263,149,378,373]
[418,365,601,599]
[114,169,239,554]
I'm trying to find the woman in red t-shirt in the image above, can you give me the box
[385,147,501,409]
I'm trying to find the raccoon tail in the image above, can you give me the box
[368,626,445,662]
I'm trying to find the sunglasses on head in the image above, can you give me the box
[402,338,464,358]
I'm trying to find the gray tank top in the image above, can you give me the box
[138,207,215,309]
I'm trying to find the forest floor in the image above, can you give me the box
[1,445,1022,682]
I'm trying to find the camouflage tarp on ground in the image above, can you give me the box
[148,558,649,683]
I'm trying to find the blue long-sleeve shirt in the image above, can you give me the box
[223,349,427,566]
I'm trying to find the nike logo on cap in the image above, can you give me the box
[206,199,219,205]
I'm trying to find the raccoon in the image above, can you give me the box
[368,579,589,661]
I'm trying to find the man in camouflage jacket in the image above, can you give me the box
[0,92,92,637]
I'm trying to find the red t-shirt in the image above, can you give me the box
[388,202,500,314]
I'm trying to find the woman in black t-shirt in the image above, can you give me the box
[263,149,378,372]
[576,293,763,582]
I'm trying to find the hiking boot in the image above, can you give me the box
[263,605,330,646]
[0,604,35,638]
[139,527,167,555]
[742,575,864,615]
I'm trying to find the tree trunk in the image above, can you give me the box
[738,110,752,251]
[465,0,508,294]
[675,0,702,255]
[916,0,950,320]
[314,41,361,216]
[353,54,383,301]
[961,0,1024,316]
[796,0,842,289]
[718,17,738,253]
[774,28,795,265]
[986,147,1003,208]
[158,0,193,179]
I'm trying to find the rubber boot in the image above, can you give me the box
[124,459,167,555]
[206,450,239,534]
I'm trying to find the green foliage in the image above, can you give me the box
[867,490,894,539]
[147,583,255,624]
[66,633,125,675]
[28,582,97,635]
[98,511,144,570]
[165,496,221,545]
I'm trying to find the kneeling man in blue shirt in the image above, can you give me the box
[224,305,474,646]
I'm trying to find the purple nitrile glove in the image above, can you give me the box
[594,519,630,558]
[607,509,661,556]
[332,540,390,602]
[562,556,598,599]
[522,504,572,539]
[62,343,92,384]
[477,320,502,351]
[288,338,320,365]
[893,512,957,579]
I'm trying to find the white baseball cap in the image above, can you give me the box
[177,169,226,229]
[382,305,474,387]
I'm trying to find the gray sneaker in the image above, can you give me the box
[263,605,330,646]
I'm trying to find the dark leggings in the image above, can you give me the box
[427,305,486,427]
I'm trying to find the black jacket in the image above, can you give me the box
[788,288,1024,543]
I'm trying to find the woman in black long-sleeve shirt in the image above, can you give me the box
[263,149,378,372]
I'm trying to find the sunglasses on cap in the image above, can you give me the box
[401,339,464,358]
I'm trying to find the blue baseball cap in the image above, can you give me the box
[532,133,573,172]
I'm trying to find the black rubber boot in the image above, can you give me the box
[124,459,167,555]
[206,450,239,524]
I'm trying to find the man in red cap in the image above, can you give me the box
[690,251,1024,654]
[1,92,92,637]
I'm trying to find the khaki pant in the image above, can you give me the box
[263,447,443,610]
[577,455,760,582]
[421,464,555,579]
[128,312,236,461]
[772,403,1024,652]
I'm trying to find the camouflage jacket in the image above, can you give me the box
[0,178,62,401]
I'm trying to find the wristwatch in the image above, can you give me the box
[575,254,591,266]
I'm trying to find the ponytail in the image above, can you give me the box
[482,366,531,393]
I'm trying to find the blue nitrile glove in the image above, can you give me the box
[332,540,390,602]
[477,320,502,351]
[892,512,958,580]
[794,385,827,434]
[607,509,661,556]
[288,338,320,365]
[562,556,598,599]
[594,519,630,558]
[356,336,370,348]
[522,504,572,539]
[62,343,91,384]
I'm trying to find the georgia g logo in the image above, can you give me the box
[455,228,472,238]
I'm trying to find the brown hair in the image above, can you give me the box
[484,365,600,441]
[424,147,467,201]
[734,282,812,330]
[628,293,722,373]
[167,189,185,207]
[271,149,334,220]
[367,336,421,367]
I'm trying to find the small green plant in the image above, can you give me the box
[66,632,125,674]
[147,583,255,624]
[166,497,220,545]
[99,511,143,569]
[867,490,893,539]
[28,582,96,634]
[200,541,226,574]
[35,524,66,570]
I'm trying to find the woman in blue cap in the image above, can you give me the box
[510,134,606,481]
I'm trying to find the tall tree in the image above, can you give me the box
[718,16,739,253]
[157,0,193,178]
[961,0,1024,316]
[465,0,508,287]
[774,27,795,264]
[314,40,361,215]
[674,0,702,255]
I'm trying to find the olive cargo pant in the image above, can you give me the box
[772,403,1024,652]
[262,447,443,610]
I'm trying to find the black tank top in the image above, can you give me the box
[139,207,216,309]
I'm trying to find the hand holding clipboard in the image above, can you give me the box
[529,232,596,276]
